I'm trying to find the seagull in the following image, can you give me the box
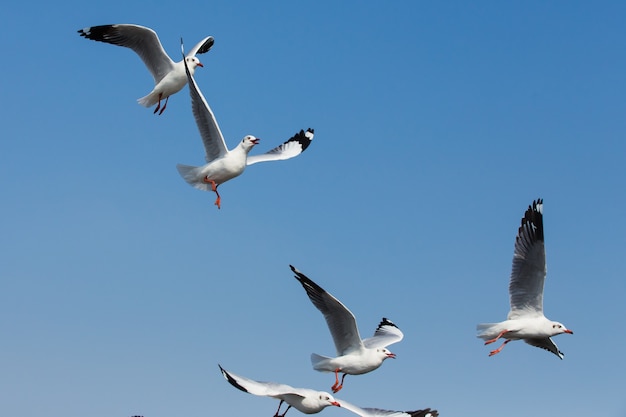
[176,45,314,209]
[219,365,438,417]
[477,199,573,358]
[78,24,214,114]
[289,265,403,393]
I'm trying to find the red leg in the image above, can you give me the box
[484,329,509,345]
[489,339,511,356]
[158,95,169,115]
[153,93,163,114]
[330,368,341,392]
[203,177,221,209]
[332,373,347,393]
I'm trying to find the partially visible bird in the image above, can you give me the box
[219,365,438,417]
[290,265,403,393]
[176,46,313,209]
[477,199,573,358]
[78,24,214,114]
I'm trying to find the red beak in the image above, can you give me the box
[564,329,573,334]
[197,62,204,67]
[387,353,396,359]
[331,402,341,407]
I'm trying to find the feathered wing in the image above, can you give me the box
[338,399,439,417]
[219,365,305,399]
[246,128,314,165]
[183,48,229,162]
[363,318,404,349]
[186,36,215,56]
[290,265,363,355]
[524,337,564,359]
[78,24,175,83]
[508,199,546,319]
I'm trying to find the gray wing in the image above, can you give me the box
[362,318,404,349]
[338,399,439,417]
[290,265,363,355]
[183,44,229,162]
[246,128,314,166]
[524,337,564,359]
[78,24,175,83]
[186,36,215,57]
[219,365,305,399]
[508,199,546,319]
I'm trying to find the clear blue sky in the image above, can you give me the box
[1,1,625,416]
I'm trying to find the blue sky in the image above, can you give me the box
[1,1,625,416]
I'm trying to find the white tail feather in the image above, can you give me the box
[176,164,211,191]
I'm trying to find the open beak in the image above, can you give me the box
[564,329,573,334]
[387,353,396,359]
[252,138,260,145]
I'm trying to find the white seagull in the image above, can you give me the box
[290,265,403,393]
[477,199,573,358]
[78,24,214,114]
[176,46,314,209]
[219,365,438,417]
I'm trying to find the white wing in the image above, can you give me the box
[219,365,305,399]
[524,337,564,359]
[186,36,215,57]
[508,199,546,319]
[290,265,363,355]
[78,24,175,83]
[183,46,229,162]
[247,128,314,166]
[362,318,404,349]
[338,399,439,417]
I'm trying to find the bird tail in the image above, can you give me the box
[476,323,502,340]
[137,91,159,107]
[310,353,333,372]
[176,164,211,191]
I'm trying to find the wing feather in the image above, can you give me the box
[290,265,363,355]
[78,24,175,83]
[508,199,546,319]
[183,47,229,162]
[246,128,314,165]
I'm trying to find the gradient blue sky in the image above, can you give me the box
[2,1,625,416]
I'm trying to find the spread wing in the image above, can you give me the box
[338,399,439,417]
[183,42,229,162]
[246,128,314,165]
[78,24,175,83]
[508,199,546,319]
[362,318,404,349]
[186,36,215,57]
[524,337,564,359]
[290,265,363,355]
[219,365,305,399]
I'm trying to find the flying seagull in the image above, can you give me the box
[219,365,438,417]
[290,265,403,393]
[78,24,214,114]
[477,199,573,358]
[177,43,313,209]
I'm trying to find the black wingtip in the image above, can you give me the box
[197,36,215,54]
[408,408,439,417]
[378,317,399,329]
[219,365,249,393]
[519,198,544,242]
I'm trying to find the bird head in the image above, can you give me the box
[551,322,573,335]
[185,56,204,72]
[378,347,396,360]
[242,135,260,150]
[318,392,340,408]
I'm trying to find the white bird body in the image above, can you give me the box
[290,265,403,392]
[477,199,573,358]
[78,24,213,114]
[219,365,438,417]
[177,46,313,208]
[311,349,390,375]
